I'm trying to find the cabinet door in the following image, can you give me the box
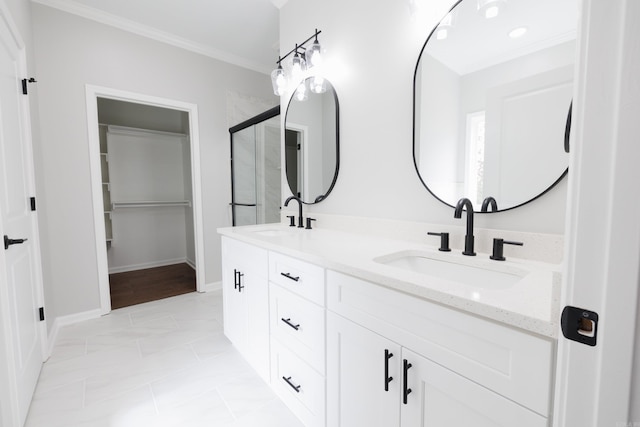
[400,348,548,427]
[245,266,270,380]
[221,237,269,381]
[221,242,248,352]
[327,312,401,427]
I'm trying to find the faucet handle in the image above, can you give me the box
[490,238,523,261]
[427,232,451,252]
[305,217,316,230]
[286,215,296,227]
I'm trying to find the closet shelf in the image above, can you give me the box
[112,200,191,209]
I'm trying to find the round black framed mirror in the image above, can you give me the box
[413,0,577,212]
[284,77,340,204]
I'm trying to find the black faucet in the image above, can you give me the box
[480,196,498,212]
[284,196,304,228]
[454,198,476,256]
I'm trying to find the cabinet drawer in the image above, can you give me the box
[269,252,325,305]
[327,270,554,417]
[271,340,325,427]
[270,284,325,374]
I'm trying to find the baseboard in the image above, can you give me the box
[108,258,188,274]
[185,258,196,270]
[204,281,222,292]
[46,308,102,358]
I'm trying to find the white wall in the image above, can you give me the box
[416,54,461,199]
[280,0,568,234]
[31,4,276,320]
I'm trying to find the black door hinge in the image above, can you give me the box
[21,77,37,95]
[30,197,36,211]
[39,307,45,321]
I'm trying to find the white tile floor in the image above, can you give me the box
[25,291,304,427]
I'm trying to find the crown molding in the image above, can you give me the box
[31,0,272,74]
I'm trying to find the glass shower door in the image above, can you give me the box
[230,107,281,226]
[231,125,258,225]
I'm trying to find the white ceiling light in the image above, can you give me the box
[477,0,507,19]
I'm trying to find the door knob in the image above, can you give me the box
[4,235,28,250]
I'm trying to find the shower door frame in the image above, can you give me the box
[229,106,281,226]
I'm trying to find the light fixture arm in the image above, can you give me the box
[276,29,322,65]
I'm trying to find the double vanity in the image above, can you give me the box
[220,0,578,423]
[218,219,561,427]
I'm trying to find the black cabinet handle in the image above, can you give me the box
[403,359,412,404]
[4,236,28,250]
[234,269,244,292]
[281,318,300,331]
[384,349,394,391]
[280,272,300,282]
[282,376,301,393]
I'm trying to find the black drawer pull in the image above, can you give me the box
[280,272,300,282]
[282,376,301,393]
[403,359,412,404]
[384,349,394,391]
[281,318,300,331]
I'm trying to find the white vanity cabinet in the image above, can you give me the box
[268,252,326,427]
[221,236,270,381]
[326,270,554,427]
[218,231,557,427]
[326,311,401,427]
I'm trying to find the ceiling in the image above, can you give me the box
[423,0,578,75]
[32,0,285,74]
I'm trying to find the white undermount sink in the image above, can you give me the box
[374,250,528,290]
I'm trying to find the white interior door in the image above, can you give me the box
[554,1,640,425]
[0,9,45,427]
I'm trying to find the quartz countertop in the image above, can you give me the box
[218,223,562,338]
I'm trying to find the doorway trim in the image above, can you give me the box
[85,85,206,315]
[284,122,309,199]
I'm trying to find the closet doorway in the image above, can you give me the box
[86,86,205,314]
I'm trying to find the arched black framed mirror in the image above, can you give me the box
[284,77,340,204]
[413,0,577,212]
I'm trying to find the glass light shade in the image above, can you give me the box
[293,81,308,101]
[270,66,286,96]
[307,40,322,68]
[309,75,327,94]
[291,52,307,83]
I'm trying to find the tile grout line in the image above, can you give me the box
[149,384,161,415]
[216,387,239,422]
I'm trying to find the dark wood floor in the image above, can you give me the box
[109,263,196,309]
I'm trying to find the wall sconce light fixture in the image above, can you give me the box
[271,29,324,96]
